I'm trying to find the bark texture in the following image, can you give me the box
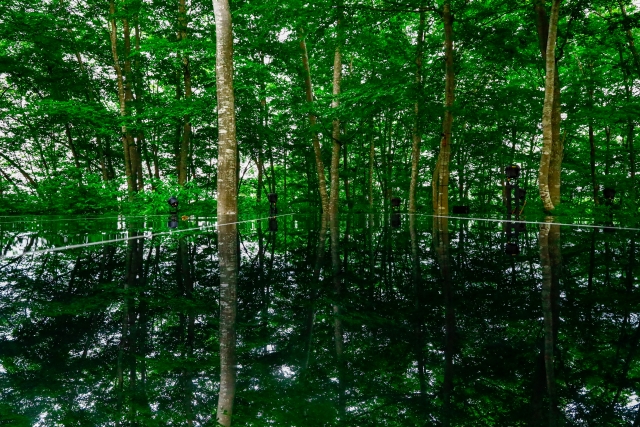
[538,0,562,212]
[178,0,192,186]
[299,32,330,213]
[409,9,425,213]
[432,3,455,215]
[216,221,237,427]
[329,6,343,217]
[109,0,135,197]
[214,0,238,220]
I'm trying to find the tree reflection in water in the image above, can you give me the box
[0,214,638,426]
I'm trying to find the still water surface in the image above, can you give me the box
[0,213,638,426]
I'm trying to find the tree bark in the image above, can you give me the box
[109,0,135,197]
[329,5,343,217]
[299,31,330,213]
[368,128,375,209]
[539,219,559,426]
[123,11,140,192]
[432,3,455,215]
[216,220,238,427]
[409,8,425,213]
[589,120,598,205]
[214,0,238,221]
[178,0,192,186]
[535,0,563,207]
[538,0,562,212]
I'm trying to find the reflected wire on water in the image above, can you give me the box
[0,213,179,224]
[403,213,640,232]
[0,213,295,259]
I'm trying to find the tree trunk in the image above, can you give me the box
[178,0,192,186]
[329,7,343,217]
[255,153,264,205]
[589,121,598,205]
[132,14,145,191]
[538,0,562,212]
[539,220,558,426]
[535,0,563,207]
[368,128,375,209]
[299,31,330,213]
[123,11,139,193]
[343,134,350,209]
[214,0,238,222]
[109,0,135,197]
[603,126,610,178]
[628,120,636,210]
[217,221,238,427]
[409,8,425,213]
[432,3,455,215]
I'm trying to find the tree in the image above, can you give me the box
[538,0,562,212]
[214,0,238,222]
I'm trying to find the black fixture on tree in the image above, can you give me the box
[168,196,179,213]
[268,193,278,215]
[505,165,521,179]
[168,214,179,229]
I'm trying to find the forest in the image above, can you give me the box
[1,0,639,218]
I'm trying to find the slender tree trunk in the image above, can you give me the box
[178,0,192,186]
[589,120,598,205]
[217,221,237,427]
[299,31,330,213]
[538,0,562,212]
[255,153,264,205]
[409,8,425,213]
[432,3,455,215]
[343,135,350,209]
[535,1,563,207]
[97,136,109,181]
[123,11,139,192]
[109,0,135,197]
[539,220,558,426]
[214,0,238,221]
[605,126,611,176]
[132,14,145,191]
[330,214,345,419]
[434,216,453,426]
[368,128,375,209]
[628,120,636,210]
[329,5,343,217]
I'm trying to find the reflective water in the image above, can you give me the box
[0,213,638,426]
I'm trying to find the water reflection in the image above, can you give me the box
[0,214,638,425]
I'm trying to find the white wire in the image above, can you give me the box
[402,213,640,232]
[1,213,294,259]
[0,213,192,224]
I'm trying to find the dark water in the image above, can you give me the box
[0,213,638,426]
